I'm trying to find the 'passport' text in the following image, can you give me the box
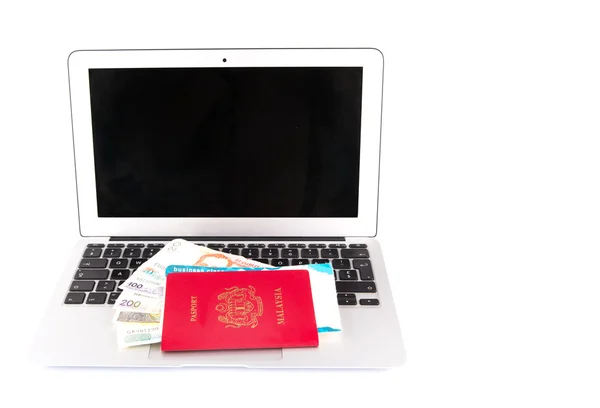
[190,296,198,322]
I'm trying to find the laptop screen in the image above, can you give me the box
[88,67,363,218]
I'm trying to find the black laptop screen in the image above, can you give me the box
[88,67,363,217]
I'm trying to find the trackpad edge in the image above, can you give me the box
[147,344,282,366]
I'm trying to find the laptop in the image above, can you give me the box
[30,48,407,368]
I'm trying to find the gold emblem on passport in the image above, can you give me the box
[216,286,263,328]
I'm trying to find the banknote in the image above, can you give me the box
[119,274,164,293]
[116,322,161,348]
[112,292,163,313]
[115,311,161,324]
[119,280,164,296]
[114,288,162,302]
[113,239,272,348]
[117,272,164,298]
[118,239,270,295]
[114,289,159,301]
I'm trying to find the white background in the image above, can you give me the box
[1,1,599,407]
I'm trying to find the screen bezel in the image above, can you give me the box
[68,48,383,237]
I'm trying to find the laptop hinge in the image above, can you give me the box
[110,236,346,242]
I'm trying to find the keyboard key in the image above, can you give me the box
[108,292,121,304]
[248,243,266,248]
[86,243,105,248]
[288,243,306,248]
[207,244,225,249]
[241,248,260,258]
[227,243,245,248]
[353,260,374,280]
[292,259,310,266]
[109,258,128,268]
[107,243,125,248]
[271,259,289,267]
[123,248,141,258]
[64,292,85,304]
[340,249,370,259]
[359,299,380,306]
[86,292,107,304]
[312,259,329,264]
[337,293,356,300]
[97,281,116,291]
[301,249,319,258]
[339,269,359,280]
[262,248,279,258]
[69,281,95,291]
[222,248,240,255]
[281,249,299,258]
[116,281,125,292]
[349,244,368,248]
[328,243,347,248]
[78,259,108,269]
[110,269,130,280]
[74,269,109,280]
[103,248,122,258]
[194,243,206,246]
[82,248,102,258]
[332,259,351,269]
[129,259,147,268]
[321,249,338,258]
[126,243,145,248]
[267,243,285,248]
[142,248,160,257]
[147,243,165,248]
[338,297,357,306]
[336,281,377,293]
[308,243,326,248]
[254,259,269,264]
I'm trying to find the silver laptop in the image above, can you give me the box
[30,48,407,368]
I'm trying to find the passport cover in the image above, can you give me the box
[161,270,319,351]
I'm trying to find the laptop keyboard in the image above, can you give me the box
[64,242,378,307]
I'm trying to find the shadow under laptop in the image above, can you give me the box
[46,365,388,373]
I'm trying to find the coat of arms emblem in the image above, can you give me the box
[215,286,263,328]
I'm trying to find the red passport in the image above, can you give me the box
[161,270,319,351]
